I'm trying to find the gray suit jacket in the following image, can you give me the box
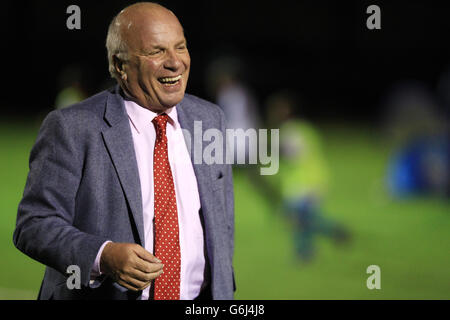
[13,86,235,300]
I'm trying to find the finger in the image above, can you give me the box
[134,258,164,274]
[129,268,164,282]
[117,279,140,292]
[133,246,161,264]
[119,275,149,292]
[137,282,151,291]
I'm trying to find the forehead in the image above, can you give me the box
[121,9,186,50]
[140,20,185,45]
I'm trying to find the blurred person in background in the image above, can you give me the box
[265,91,350,262]
[35,64,89,127]
[382,80,449,198]
[436,65,450,198]
[54,64,88,109]
[437,63,450,120]
[13,2,235,300]
[205,55,261,166]
[205,54,273,201]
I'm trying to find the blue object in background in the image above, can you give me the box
[387,136,449,197]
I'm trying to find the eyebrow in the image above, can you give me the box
[153,38,187,47]
[142,39,187,52]
[174,39,188,47]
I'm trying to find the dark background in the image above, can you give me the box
[2,0,449,122]
[1,1,449,300]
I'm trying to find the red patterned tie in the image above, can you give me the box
[152,114,181,300]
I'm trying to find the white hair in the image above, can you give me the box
[106,12,129,80]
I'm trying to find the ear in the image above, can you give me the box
[113,54,125,77]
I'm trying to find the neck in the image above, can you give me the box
[120,84,168,114]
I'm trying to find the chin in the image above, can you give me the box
[161,94,185,108]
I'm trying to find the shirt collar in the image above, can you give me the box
[123,97,179,134]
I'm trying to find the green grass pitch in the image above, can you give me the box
[0,120,448,299]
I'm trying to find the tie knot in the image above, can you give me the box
[152,114,169,136]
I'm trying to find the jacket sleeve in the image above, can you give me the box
[220,106,236,293]
[13,110,109,288]
[218,106,235,262]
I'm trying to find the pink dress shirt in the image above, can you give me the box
[91,99,205,300]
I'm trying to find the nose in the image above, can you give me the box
[164,50,182,72]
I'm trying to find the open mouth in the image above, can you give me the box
[158,75,182,85]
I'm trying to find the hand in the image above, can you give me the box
[100,242,164,291]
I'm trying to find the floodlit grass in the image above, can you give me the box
[0,120,44,298]
[0,120,448,299]
[233,123,449,299]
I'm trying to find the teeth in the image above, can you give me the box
[159,75,182,83]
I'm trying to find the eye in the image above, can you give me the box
[148,49,163,56]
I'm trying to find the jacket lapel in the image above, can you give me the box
[99,90,217,255]
[101,87,145,245]
[177,97,216,266]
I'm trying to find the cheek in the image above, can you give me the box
[183,52,191,69]
[140,61,160,81]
